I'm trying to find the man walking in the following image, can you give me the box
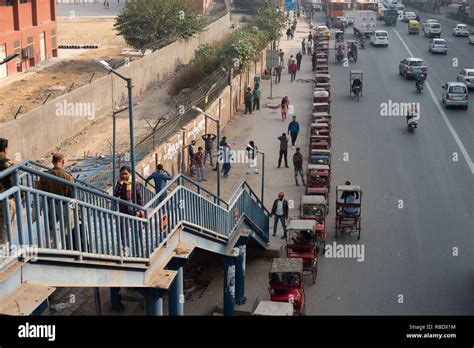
[275,64,282,84]
[253,88,261,111]
[296,51,303,71]
[277,133,289,168]
[246,141,259,174]
[37,153,77,249]
[271,192,289,239]
[0,138,16,248]
[244,87,253,114]
[311,51,317,71]
[293,148,306,186]
[222,142,232,177]
[288,116,300,148]
[201,133,217,166]
[289,60,297,82]
[194,147,206,182]
[145,164,173,202]
[279,49,284,65]
[301,38,306,55]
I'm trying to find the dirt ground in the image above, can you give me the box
[0,17,130,122]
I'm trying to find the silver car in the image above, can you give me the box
[442,82,468,109]
[429,39,447,54]
[456,69,474,89]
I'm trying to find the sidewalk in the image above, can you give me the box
[182,14,316,314]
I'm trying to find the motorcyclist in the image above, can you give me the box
[359,35,366,48]
[415,73,425,90]
[348,42,358,60]
[326,18,331,28]
[336,45,344,63]
[406,104,418,124]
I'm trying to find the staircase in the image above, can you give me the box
[0,161,269,315]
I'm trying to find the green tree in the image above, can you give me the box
[114,0,206,52]
[219,31,261,69]
[233,0,270,14]
[251,7,287,44]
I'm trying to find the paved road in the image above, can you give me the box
[306,12,473,315]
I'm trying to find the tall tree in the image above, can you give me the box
[114,0,206,52]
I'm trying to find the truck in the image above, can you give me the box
[311,0,323,11]
[351,10,377,36]
[383,7,398,25]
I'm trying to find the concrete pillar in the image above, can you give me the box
[235,244,247,305]
[223,255,237,316]
[169,261,184,316]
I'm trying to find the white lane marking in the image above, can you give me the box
[393,28,474,175]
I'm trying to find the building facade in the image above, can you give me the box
[0,0,57,79]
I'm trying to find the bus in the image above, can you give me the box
[326,0,352,19]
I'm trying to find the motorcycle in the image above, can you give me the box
[352,86,362,101]
[359,37,366,49]
[407,118,418,132]
[415,79,424,93]
[336,50,344,64]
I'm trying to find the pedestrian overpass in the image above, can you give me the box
[0,161,270,316]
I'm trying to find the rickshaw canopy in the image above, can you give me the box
[253,301,294,316]
[301,195,327,205]
[308,164,330,171]
[287,219,317,231]
[337,185,362,192]
[270,258,303,274]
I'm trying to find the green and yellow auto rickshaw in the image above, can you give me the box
[408,20,419,35]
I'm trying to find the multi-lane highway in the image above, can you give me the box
[307,11,473,315]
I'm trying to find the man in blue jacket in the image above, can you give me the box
[145,164,173,202]
[287,116,300,149]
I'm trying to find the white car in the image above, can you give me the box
[452,24,469,37]
[403,12,417,22]
[371,30,389,46]
[424,22,442,38]
[422,19,438,30]
[442,82,468,109]
[456,68,474,89]
[429,38,447,54]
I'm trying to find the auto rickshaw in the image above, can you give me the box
[268,258,305,315]
[408,20,419,35]
[299,195,327,254]
[306,164,330,198]
[350,70,363,101]
[252,301,294,316]
[310,149,331,166]
[300,194,329,220]
[335,30,345,42]
[335,184,362,240]
[285,219,318,284]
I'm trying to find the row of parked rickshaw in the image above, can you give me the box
[261,35,363,316]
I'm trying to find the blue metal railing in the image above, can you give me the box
[0,161,269,263]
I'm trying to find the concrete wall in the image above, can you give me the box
[134,52,267,180]
[0,13,231,162]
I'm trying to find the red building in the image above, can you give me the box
[0,0,57,79]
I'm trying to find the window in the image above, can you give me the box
[449,86,466,94]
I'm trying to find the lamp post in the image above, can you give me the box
[111,105,130,187]
[257,150,265,203]
[191,106,221,200]
[94,59,137,204]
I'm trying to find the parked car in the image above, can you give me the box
[403,11,417,22]
[399,57,427,79]
[422,19,438,31]
[442,82,468,109]
[452,24,469,37]
[370,30,389,46]
[428,38,448,54]
[424,22,442,38]
[456,68,474,89]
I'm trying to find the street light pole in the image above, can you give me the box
[94,59,137,204]
[191,106,220,201]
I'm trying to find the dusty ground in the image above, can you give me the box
[0,17,130,122]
